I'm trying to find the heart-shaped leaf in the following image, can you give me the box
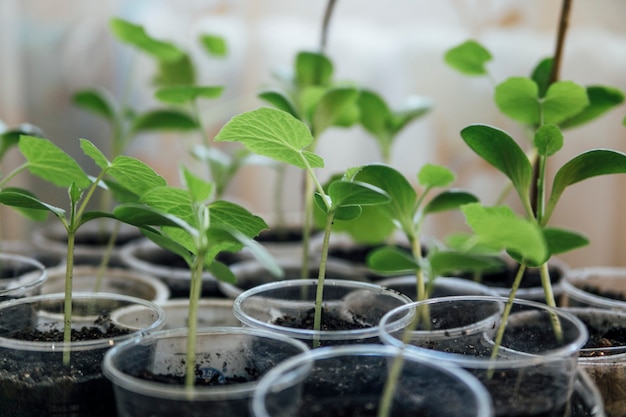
[312,87,360,135]
[534,124,563,157]
[199,34,227,57]
[295,51,333,88]
[444,40,492,76]
[417,163,455,188]
[543,81,589,125]
[494,77,540,124]
[366,246,420,274]
[214,107,323,169]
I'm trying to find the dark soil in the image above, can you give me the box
[272,307,372,331]
[0,321,130,417]
[576,316,626,355]
[136,365,259,386]
[256,227,307,243]
[461,263,563,289]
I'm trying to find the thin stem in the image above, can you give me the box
[549,0,573,86]
[0,162,28,188]
[62,230,76,366]
[300,173,314,279]
[94,221,120,291]
[184,252,206,389]
[312,210,335,348]
[320,0,338,52]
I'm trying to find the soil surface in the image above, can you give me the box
[580,285,626,302]
[272,307,372,331]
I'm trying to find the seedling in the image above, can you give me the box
[113,165,281,388]
[0,135,166,364]
[214,106,390,347]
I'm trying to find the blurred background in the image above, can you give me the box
[1,0,625,267]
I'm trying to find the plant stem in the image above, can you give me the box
[312,210,335,348]
[62,231,76,366]
[94,221,120,291]
[300,172,314,279]
[320,0,338,52]
[184,252,206,389]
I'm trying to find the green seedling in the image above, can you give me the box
[113,166,281,388]
[214,106,390,347]
[0,135,165,364]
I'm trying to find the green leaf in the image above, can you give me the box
[72,89,117,123]
[327,205,395,243]
[462,203,548,265]
[423,190,478,214]
[199,34,227,57]
[543,227,589,255]
[18,135,90,189]
[208,200,268,239]
[109,18,182,61]
[534,124,563,157]
[357,90,391,142]
[494,77,540,124]
[0,188,65,218]
[530,57,552,98]
[417,163,455,188]
[353,164,415,232]
[109,156,167,196]
[154,53,195,86]
[258,88,299,119]
[140,186,194,224]
[547,149,626,219]
[206,260,236,283]
[0,123,45,163]
[213,107,324,169]
[312,87,360,135]
[328,180,389,208]
[560,86,625,129]
[460,124,532,203]
[295,51,333,88]
[429,251,505,276]
[0,187,48,221]
[181,166,213,203]
[114,203,192,231]
[366,246,420,274]
[543,81,589,125]
[444,40,492,76]
[131,109,198,133]
[138,227,193,266]
[80,138,110,170]
[155,86,224,105]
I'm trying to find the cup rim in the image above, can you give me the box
[102,326,309,400]
[561,266,626,309]
[378,295,588,369]
[251,343,494,417]
[0,252,47,297]
[233,279,413,341]
[0,292,165,351]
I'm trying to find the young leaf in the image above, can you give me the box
[460,124,532,203]
[18,135,91,189]
[108,156,167,196]
[0,188,65,218]
[367,246,420,274]
[358,90,391,141]
[206,260,236,283]
[208,200,268,239]
[131,109,198,133]
[257,88,299,119]
[181,166,213,203]
[444,40,492,76]
[417,163,455,188]
[494,77,540,124]
[72,89,116,122]
[109,17,182,61]
[155,86,224,105]
[327,180,390,208]
[154,54,195,86]
[530,57,552,98]
[295,51,333,88]
[80,138,111,170]
[312,87,360,135]
[560,86,625,129]
[546,149,626,221]
[542,81,589,125]
[534,124,563,157]
[199,34,227,57]
[0,187,49,221]
[543,227,589,255]
[423,190,478,214]
[462,203,548,265]
[114,203,193,231]
[0,124,45,161]
[213,107,324,169]
[389,96,432,134]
